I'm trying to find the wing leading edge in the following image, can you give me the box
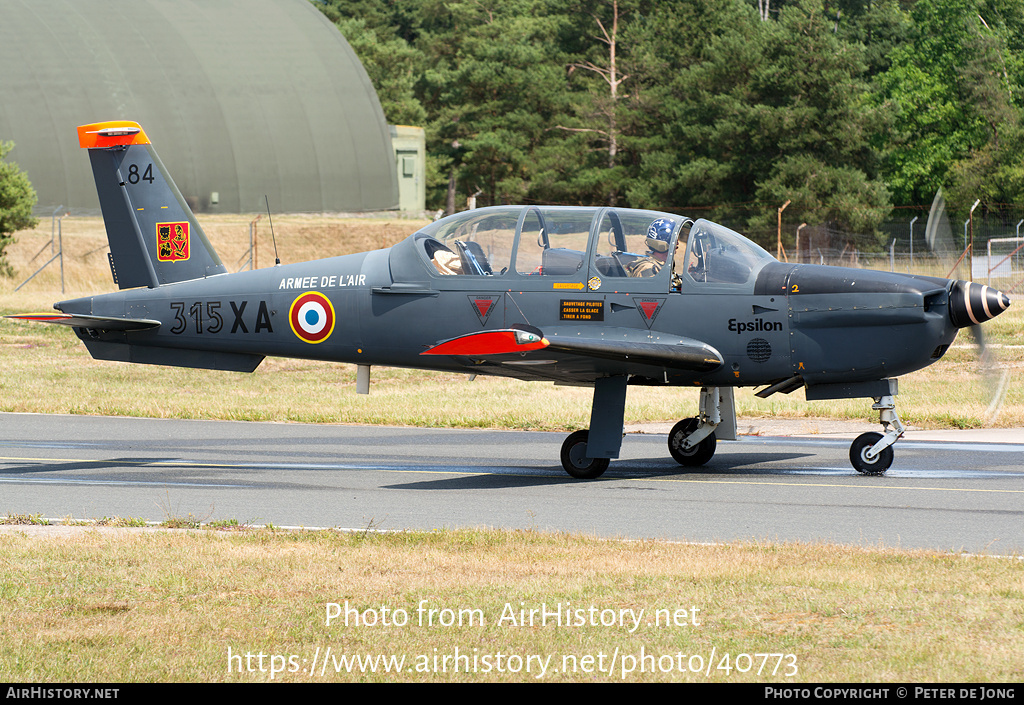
[422,326,722,374]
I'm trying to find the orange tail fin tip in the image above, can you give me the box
[77,121,151,149]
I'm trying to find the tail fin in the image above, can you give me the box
[78,121,227,289]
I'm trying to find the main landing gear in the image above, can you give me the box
[849,395,904,475]
[560,430,611,479]
[559,384,728,479]
[668,418,716,466]
[558,376,627,479]
[667,386,724,467]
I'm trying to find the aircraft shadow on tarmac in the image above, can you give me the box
[0,450,828,492]
[0,457,182,476]
[383,451,818,490]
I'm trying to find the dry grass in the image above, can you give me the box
[1,527,1021,682]
[4,213,427,297]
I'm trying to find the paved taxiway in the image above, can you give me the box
[1,413,1022,553]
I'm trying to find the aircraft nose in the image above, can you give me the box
[948,280,1011,328]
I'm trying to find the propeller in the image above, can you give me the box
[969,325,1012,425]
[926,189,1012,425]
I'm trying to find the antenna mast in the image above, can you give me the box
[265,195,281,266]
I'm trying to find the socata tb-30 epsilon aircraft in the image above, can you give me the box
[12,121,1012,478]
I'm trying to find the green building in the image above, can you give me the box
[389,125,426,215]
[0,0,418,214]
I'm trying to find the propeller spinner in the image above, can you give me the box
[948,280,1011,328]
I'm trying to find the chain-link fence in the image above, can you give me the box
[717,203,1024,291]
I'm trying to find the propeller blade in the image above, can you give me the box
[968,325,1011,425]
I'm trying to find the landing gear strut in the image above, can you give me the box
[558,381,733,479]
[559,376,626,479]
[849,395,904,475]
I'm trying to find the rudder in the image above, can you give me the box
[78,121,227,289]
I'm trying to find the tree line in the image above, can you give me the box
[316,0,1024,250]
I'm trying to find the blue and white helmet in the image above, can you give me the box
[645,218,674,253]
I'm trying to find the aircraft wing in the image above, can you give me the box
[543,332,722,371]
[422,326,722,379]
[6,313,161,331]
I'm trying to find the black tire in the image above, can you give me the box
[849,432,893,475]
[668,418,716,466]
[560,430,610,479]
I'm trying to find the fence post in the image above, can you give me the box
[909,216,918,267]
[16,213,65,292]
[777,200,790,261]
[969,199,980,280]
[58,215,64,293]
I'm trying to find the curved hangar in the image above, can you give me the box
[0,0,398,213]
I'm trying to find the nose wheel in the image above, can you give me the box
[849,431,893,475]
[849,395,903,475]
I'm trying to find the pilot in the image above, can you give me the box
[627,218,674,277]
[432,247,463,275]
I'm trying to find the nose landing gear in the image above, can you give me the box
[849,395,904,475]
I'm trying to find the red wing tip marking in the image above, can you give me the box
[6,314,71,323]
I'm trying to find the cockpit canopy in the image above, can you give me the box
[391,206,774,291]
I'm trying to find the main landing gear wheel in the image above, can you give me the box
[668,418,716,467]
[850,432,893,475]
[560,430,609,479]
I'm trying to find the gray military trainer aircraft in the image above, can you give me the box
[10,121,1012,478]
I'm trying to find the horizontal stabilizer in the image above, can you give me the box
[6,313,160,331]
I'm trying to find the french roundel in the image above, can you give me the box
[289,291,336,344]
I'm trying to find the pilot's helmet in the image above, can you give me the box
[646,218,674,253]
